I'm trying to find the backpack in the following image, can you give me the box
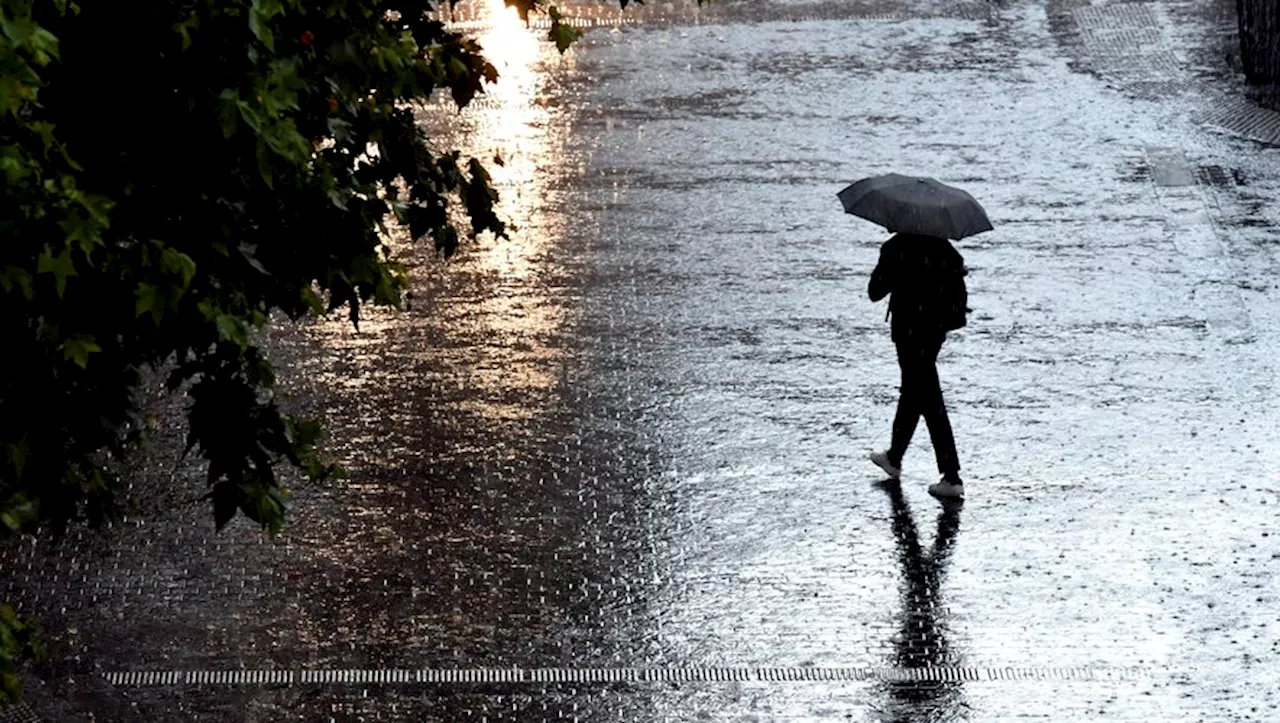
[879,237,970,332]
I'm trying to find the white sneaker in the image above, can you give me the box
[869,451,901,479]
[928,477,965,499]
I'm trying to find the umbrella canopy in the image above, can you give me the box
[837,174,993,240]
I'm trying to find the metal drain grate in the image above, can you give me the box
[1068,1,1193,98]
[1073,2,1160,31]
[1199,97,1280,145]
[0,704,40,723]
[1197,165,1236,187]
[103,666,1153,687]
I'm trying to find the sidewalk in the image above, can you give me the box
[4,0,1280,720]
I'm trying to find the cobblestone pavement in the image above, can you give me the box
[4,0,1280,720]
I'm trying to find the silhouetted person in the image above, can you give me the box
[866,233,966,499]
[876,479,965,719]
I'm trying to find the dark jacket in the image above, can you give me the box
[868,233,965,342]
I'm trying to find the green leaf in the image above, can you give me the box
[248,304,268,329]
[218,89,240,137]
[75,189,113,226]
[255,139,274,188]
[7,441,29,481]
[248,8,275,51]
[29,28,60,65]
[373,265,404,306]
[2,672,19,705]
[0,266,33,299]
[174,16,198,50]
[325,116,353,143]
[197,298,218,320]
[464,157,503,238]
[240,483,285,536]
[28,121,57,158]
[547,7,583,54]
[59,210,102,256]
[287,417,323,447]
[134,282,162,322]
[300,285,325,314]
[36,246,77,297]
[0,510,23,535]
[0,148,29,183]
[160,247,197,288]
[236,100,263,133]
[215,314,249,348]
[1,18,34,48]
[435,225,460,257]
[61,336,101,368]
[254,0,285,20]
[210,481,240,531]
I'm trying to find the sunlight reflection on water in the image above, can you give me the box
[298,0,583,447]
[470,0,575,283]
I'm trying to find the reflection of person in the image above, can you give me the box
[877,479,964,718]
[866,233,965,499]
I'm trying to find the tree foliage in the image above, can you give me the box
[1237,0,1280,104]
[0,605,43,704]
[0,0,612,699]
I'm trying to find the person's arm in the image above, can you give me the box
[868,239,895,301]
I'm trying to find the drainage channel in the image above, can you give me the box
[103,666,1153,686]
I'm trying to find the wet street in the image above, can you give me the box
[5,0,1280,719]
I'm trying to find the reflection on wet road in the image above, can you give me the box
[2,0,1280,720]
[876,479,964,721]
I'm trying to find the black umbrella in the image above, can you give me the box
[837,173,993,240]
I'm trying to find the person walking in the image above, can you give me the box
[866,232,967,499]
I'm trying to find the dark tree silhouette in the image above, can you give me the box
[0,0,624,702]
[1237,0,1280,103]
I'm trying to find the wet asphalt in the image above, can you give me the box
[3,0,1280,720]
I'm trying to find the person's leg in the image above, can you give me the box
[888,339,925,467]
[916,334,960,478]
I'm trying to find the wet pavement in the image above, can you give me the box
[5,0,1280,719]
